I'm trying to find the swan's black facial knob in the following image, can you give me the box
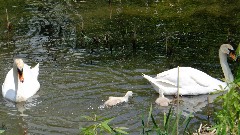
[17,68,24,83]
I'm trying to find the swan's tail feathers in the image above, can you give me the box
[142,74,163,93]
[142,74,154,82]
[31,63,39,79]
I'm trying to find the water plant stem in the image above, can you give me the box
[165,36,169,55]
[5,9,11,31]
[176,66,180,135]
[109,0,112,19]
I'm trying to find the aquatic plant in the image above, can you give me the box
[141,104,193,135]
[79,114,128,135]
[212,86,240,134]
[210,58,240,134]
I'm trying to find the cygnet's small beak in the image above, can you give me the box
[17,68,24,83]
[229,50,237,61]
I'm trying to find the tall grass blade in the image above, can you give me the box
[176,66,180,135]
[164,112,166,128]
[171,111,182,135]
[151,113,158,128]
[142,114,145,134]
[165,106,173,131]
[147,104,153,126]
[183,113,193,134]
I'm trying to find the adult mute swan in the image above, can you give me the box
[2,59,40,102]
[143,44,236,95]
[104,91,133,107]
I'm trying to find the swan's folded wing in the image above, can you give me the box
[189,69,221,87]
[31,63,39,79]
[155,79,177,87]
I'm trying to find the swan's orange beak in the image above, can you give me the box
[17,68,24,83]
[229,50,236,61]
[19,74,24,83]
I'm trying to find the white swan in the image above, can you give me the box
[143,44,236,95]
[155,89,171,106]
[2,59,40,102]
[104,91,133,106]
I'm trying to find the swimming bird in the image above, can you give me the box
[2,59,40,102]
[155,89,171,106]
[104,91,133,107]
[143,44,236,95]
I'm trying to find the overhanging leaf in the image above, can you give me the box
[100,118,114,133]
[236,42,240,57]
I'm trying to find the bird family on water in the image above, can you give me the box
[1,44,237,107]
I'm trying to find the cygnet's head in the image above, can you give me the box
[14,59,24,83]
[125,91,133,97]
[220,44,236,60]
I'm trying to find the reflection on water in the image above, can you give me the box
[0,0,237,134]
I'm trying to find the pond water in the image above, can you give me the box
[0,0,238,134]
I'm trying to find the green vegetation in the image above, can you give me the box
[80,105,194,135]
[79,115,129,135]
[141,104,193,135]
[210,62,240,134]
[213,87,240,134]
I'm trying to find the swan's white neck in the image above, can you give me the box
[13,64,22,101]
[219,49,234,83]
[158,89,164,97]
[124,94,131,102]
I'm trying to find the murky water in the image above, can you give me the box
[0,0,238,134]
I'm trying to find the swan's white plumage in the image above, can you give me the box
[143,44,235,95]
[104,91,133,106]
[2,59,40,102]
